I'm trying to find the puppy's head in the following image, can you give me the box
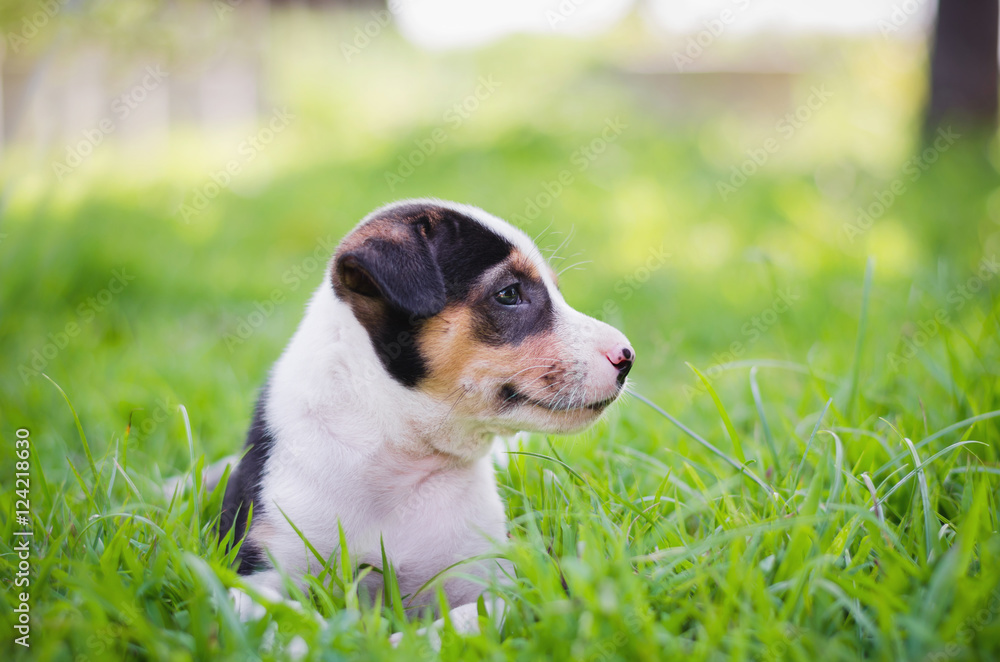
[332,199,634,435]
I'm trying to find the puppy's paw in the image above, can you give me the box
[229,587,269,621]
[287,634,310,659]
[389,623,442,651]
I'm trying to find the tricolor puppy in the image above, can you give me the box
[219,199,634,640]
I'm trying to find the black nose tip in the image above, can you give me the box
[613,348,634,385]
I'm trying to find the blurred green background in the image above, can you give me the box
[1,2,996,473]
[1,1,999,660]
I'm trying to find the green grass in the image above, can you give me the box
[2,13,1000,661]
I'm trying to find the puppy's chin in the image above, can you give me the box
[497,399,615,435]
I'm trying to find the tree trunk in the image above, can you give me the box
[926,0,999,130]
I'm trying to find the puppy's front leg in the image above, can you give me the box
[229,569,289,619]
[230,570,315,658]
[389,594,507,649]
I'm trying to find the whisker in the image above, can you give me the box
[510,371,560,397]
[531,219,556,247]
[500,362,562,382]
[557,259,593,276]
[525,379,565,397]
[444,387,470,418]
[547,382,573,410]
[502,371,561,404]
[548,225,577,264]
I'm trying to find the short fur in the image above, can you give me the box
[218,199,635,640]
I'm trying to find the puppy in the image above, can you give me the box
[219,199,634,640]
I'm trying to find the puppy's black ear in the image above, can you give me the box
[335,233,446,319]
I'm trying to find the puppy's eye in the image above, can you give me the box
[494,284,522,306]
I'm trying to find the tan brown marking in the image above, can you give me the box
[505,249,541,285]
[416,303,570,411]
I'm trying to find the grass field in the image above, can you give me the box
[2,15,1000,661]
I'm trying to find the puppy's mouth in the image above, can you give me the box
[500,384,619,413]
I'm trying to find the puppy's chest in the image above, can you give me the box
[265,450,506,559]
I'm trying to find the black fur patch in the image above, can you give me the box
[471,269,555,347]
[338,204,516,386]
[339,236,446,320]
[368,306,429,388]
[429,208,515,301]
[220,390,274,575]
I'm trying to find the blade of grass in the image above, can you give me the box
[273,502,332,578]
[381,535,406,623]
[509,451,660,532]
[816,578,878,638]
[65,457,99,520]
[43,373,98,483]
[903,438,936,563]
[113,457,142,500]
[874,440,986,506]
[873,409,1000,477]
[338,520,353,609]
[817,431,845,540]
[844,257,874,421]
[792,398,832,490]
[105,441,118,500]
[182,552,249,648]
[687,362,746,464]
[633,392,776,499]
[860,472,891,547]
[749,366,782,474]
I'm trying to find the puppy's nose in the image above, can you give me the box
[606,346,634,384]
